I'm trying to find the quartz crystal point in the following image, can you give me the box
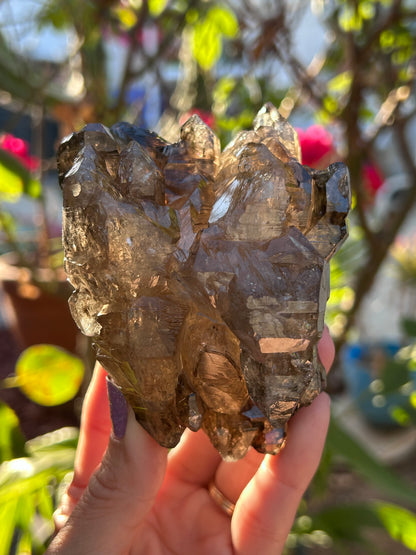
[57,104,350,461]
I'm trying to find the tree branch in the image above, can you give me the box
[335,113,416,351]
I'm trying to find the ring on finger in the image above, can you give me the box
[208,480,236,517]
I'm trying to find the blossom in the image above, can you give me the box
[296,125,336,168]
[297,125,384,202]
[362,162,384,194]
[180,109,215,129]
[0,133,40,172]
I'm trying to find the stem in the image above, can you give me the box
[32,105,51,270]
[0,376,20,390]
[0,207,31,267]
[112,3,149,121]
[113,0,200,121]
[335,116,416,352]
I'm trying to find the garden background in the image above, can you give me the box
[1,0,416,553]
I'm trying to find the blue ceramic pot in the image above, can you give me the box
[341,342,413,427]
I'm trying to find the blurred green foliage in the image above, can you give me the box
[0,404,77,555]
[13,345,84,407]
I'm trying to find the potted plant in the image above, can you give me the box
[341,234,416,428]
[0,132,79,353]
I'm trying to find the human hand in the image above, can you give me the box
[48,327,335,555]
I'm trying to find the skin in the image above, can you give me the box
[48,326,335,555]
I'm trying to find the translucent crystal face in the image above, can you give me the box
[58,103,350,461]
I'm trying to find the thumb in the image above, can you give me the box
[48,379,168,555]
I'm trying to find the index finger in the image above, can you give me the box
[231,391,331,554]
[230,326,334,554]
[73,363,112,487]
[55,363,111,527]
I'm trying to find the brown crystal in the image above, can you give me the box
[57,104,350,461]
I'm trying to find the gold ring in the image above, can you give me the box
[208,480,235,517]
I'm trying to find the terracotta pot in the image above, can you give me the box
[0,253,80,353]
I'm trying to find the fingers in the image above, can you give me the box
[214,447,264,504]
[213,327,335,509]
[48,396,169,554]
[74,364,112,484]
[167,428,222,487]
[231,392,331,555]
[318,325,335,372]
[54,363,111,529]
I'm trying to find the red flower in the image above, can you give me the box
[297,125,384,202]
[180,109,215,130]
[296,125,336,168]
[362,162,384,194]
[0,133,40,172]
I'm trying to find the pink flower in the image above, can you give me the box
[296,125,336,168]
[0,133,40,172]
[362,162,384,194]
[297,125,384,202]
[180,109,215,130]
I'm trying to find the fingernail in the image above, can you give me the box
[106,377,128,439]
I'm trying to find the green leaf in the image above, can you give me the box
[0,457,74,503]
[148,0,169,16]
[213,76,236,110]
[192,19,222,71]
[208,6,238,38]
[328,70,352,95]
[311,503,381,543]
[310,501,416,551]
[191,5,238,71]
[402,318,416,337]
[380,29,396,52]
[0,499,18,555]
[37,485,54,521]
[327,417,416,506]
[0,426,77,553]
[381,359,410,394]
[26,427,79,456]
[0,211,17,237]
[16,529,32,555]
[0,403,26,463]
[0,149,41,202]
[39,0,70,29]
[15,345,84,406]
[114,7,138,30]
[374,501,416,550]
[339,6,363,32]
[16,493,35,538]
[358,1,376,20]
[323,95,340,115]
[390,406,411,426]
[0,158,23,201]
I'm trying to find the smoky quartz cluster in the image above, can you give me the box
[58,104,350,461]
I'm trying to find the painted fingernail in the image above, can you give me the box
[106,377,128,439]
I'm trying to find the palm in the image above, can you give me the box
[139,428,258,555]
[142,471,233,554]
[51,329,334,555]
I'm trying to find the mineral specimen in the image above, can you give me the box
[57,104,350,461]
